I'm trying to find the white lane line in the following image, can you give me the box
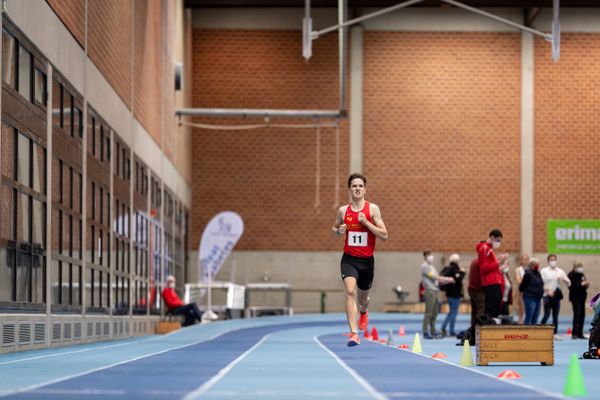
[183,334,271,399]
[314,336,388,400]
[0,335,168,366]
[0,330,229,399]
[371,339,567,400]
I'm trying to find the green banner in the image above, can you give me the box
[547,219,600,254]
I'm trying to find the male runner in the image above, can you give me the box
[332,173,388,346]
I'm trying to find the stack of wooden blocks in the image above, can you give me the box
[476,325,554,366]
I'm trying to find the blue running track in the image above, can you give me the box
[0,314,596,399]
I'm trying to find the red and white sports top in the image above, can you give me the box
[343,201,376,258]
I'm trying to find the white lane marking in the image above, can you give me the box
[183,334,271,399]
[0,335,165,366]
[0,330,229,398]
[371,339,567,400]
[314,336,388,400]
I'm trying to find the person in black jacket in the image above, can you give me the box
[519,259,544,325]
[568,260,589,339]
[440,254,466,337]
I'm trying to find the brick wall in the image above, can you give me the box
[46,0,85,48]
[363,32,522,252]
[190,30,348,250]
[533,34,600,252]
[88,0,132,109]
[133,0,163,144]
[43,0,191,184]
[190,31,525,252]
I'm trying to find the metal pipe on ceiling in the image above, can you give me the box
[175,108,344,119]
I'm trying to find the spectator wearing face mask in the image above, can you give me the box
[477,229,509,320]
[568,260,590,340]
[440,253,465,337]
[421,251,454,339]
[519,259,544,324]
[541,254,571,339]
[162,275,204,327]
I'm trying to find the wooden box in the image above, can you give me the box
[155,321,181,335]
[476,325,554,366]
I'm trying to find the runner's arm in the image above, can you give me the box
[360,204,388,241]
[332,206,347,237]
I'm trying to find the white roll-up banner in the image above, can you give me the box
[198,211,244,283]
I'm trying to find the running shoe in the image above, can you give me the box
[347,332,360,347]
[358,311,369,331]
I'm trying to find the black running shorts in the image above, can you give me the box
[340,253,375,290]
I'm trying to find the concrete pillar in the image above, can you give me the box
[521,31,534,256]
[349,26,363,173]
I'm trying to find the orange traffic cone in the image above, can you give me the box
[432,352,448,359]
[497,370,521,379]
[363,326,371,339]
[398,344,410,349]
[567,327,573,336]
[398,325,406,336]
[371,327,379,341]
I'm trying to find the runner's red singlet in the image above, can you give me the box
[343,202,376,258]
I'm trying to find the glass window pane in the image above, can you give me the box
[32,198,45,249]
[17,133,30,187]
[90,181,95,221]
[2,123,15,179]
[32,142,45,194]
[73,218,81,260]
[16,250,31,302]
[99,126,104,161]
[52,80,62,127]
[63,164,70,207]
[1,185,14,241]
[34,68,46,106]
[74,172,82,214]
[32,238,44,304]
[17,193,30,243]
[2,30,16,86]
[74,107,83,139]
[88,224,94,263]
[88,116,95,155]
[86,267,93,307]
[18,44,31,100]
[63,90,72,135]
[73,264,81,305]
[62,212,69,256]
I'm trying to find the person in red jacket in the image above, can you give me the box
[162,275,203,326]
[476,229,509,319]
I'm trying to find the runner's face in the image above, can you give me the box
[349,179,366,199]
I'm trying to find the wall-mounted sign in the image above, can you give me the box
[547,219,600,254]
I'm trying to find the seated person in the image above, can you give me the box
[582,291,600,359]
[162,275,203,327]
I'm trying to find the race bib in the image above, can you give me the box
[348,231,367,247]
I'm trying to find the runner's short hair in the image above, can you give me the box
[489,229,503,239]
[347,173,367,188]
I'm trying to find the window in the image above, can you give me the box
[63,90,71,136]
[86,108,112,313]
[34,68,46,106]
[17,44,31,100]
[0,123,46,308]
[52,80,62,127]
[2,30,16,86]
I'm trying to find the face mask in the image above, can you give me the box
[502,266,509,273]
[549,261,557,268]
[426,255,434,264]
[532,264,539,271]
[575,267,583,273]
[492,241,501,249]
